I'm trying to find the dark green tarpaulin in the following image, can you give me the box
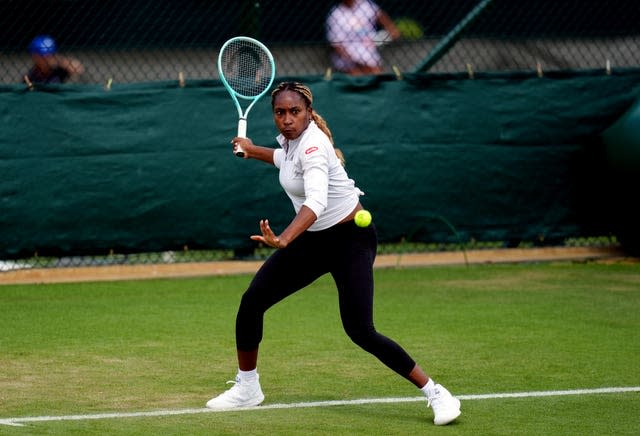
[1,71,639,258]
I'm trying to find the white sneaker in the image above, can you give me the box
[205,375,265,409]
[427,384,461,425]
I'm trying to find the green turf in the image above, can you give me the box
[1,261,639,434]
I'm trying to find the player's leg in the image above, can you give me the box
[330,222,461,425]
[206,233,327,409]
[330,223,417,375]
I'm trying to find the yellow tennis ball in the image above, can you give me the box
[354,210,372,227]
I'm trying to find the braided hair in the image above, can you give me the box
[271,82,345,165]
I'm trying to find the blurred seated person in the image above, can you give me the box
[25,35,84,85]
[326,0,400,75]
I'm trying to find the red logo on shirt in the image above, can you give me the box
[305,146,319,155]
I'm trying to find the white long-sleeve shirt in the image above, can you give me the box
[273,121,363,231]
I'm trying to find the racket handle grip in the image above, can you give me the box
[235,119,247,157]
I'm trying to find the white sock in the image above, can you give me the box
[238,368,258,384]
[420,378,436,398]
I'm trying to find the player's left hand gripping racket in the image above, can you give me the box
[218,36,276,157]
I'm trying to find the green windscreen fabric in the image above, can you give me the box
[1,71,639,258]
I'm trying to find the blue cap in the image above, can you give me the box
[29,35,57,55]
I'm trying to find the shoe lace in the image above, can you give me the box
[218,378,243,398]
[427,387,443,409]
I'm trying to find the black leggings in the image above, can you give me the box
[235,220,416,378]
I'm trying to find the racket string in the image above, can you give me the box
[221,40,272,98]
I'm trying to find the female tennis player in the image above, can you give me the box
[205,81,461,426]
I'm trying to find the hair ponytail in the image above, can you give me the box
[311,112,345,166]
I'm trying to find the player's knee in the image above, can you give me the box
[344,324,377,350]
[237,291,261,317]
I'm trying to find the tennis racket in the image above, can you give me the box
[217,36,276,157]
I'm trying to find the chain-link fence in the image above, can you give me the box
[2,0,639,271]
[2,0,639,85]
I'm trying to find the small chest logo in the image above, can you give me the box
[305,146,319,155]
